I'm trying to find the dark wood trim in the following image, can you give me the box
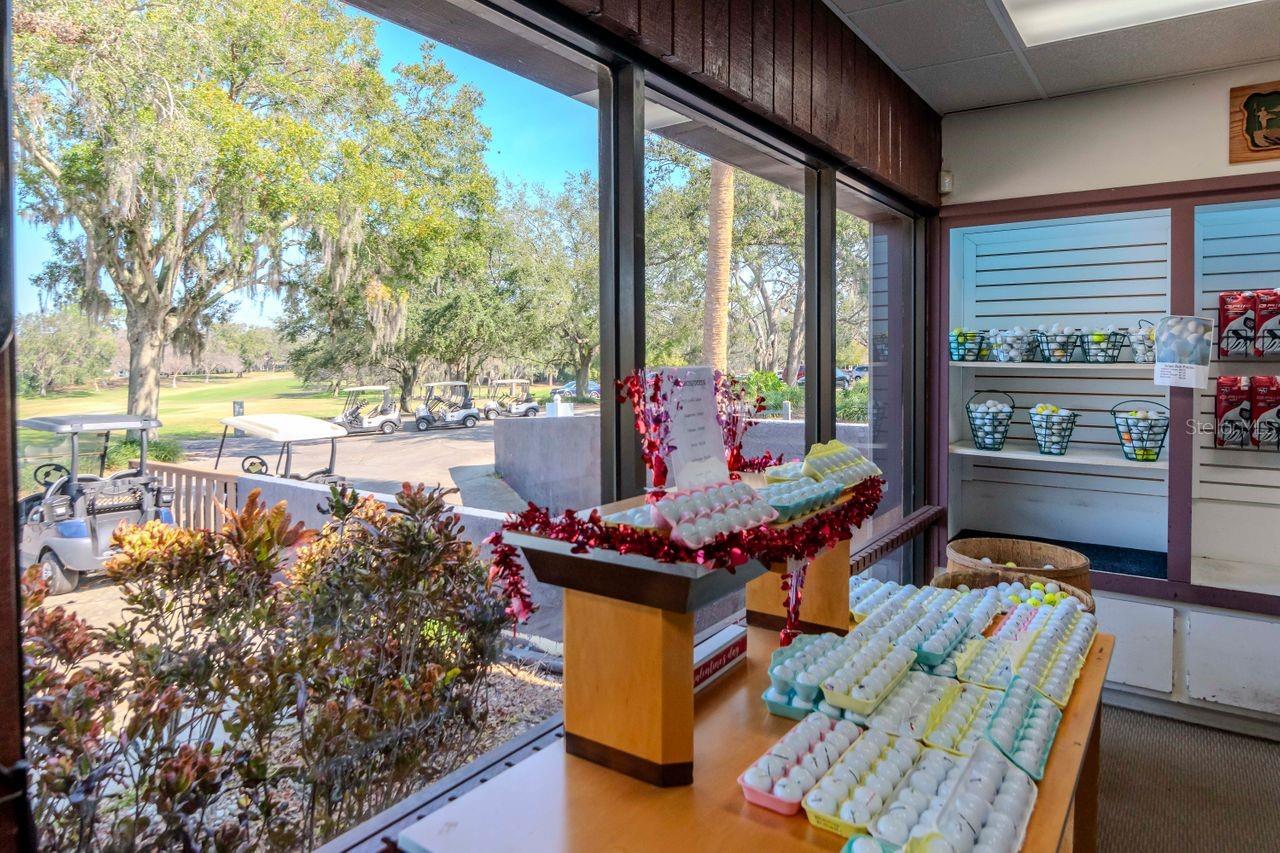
[927,214,949,569]
[1092,573,1280,616]
[1166,202,1195,586]
[848,505,946,575]
[563,731,693,786]
[744,609,848,636]
[804,167,837,447]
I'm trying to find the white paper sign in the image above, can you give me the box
[659,366,729,489]
[1154,315,1213,389]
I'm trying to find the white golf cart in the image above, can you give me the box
[414,381,481,431]
[216,414,348,482]
[481,379,540,419]
[333,385,403,434]
[18,414,176,595]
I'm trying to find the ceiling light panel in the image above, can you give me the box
[1002,0,1270,46]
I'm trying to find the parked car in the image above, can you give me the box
[792,366,853,390]
[551,380,601,399]
[849,364,870,382]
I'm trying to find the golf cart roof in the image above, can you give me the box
[18,414,162,434]
[426,381,469,387]
[340,385,390,393]
[220,414,348,442]
[493,378,529,385]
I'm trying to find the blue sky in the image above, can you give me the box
[12,7,598,324]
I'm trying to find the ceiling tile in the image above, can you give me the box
[1025,1,1280,95]
[904,52,1043,113]
[850,0,1013,71]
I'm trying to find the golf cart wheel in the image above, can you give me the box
[523,406,539,417]
[416,418,431,431]
[463,415,479,428]
[380,420,397,435]
[485,408,498,421]
[39,550,78,595]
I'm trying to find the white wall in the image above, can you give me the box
[942,60,1280,205]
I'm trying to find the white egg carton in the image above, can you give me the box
[851,587,920,632]
[948,588,1002,637]
[649,480,777,549]
[739,713,863,815]
[848,671,957,740]
[764,459,808,483]
[766,633,859,718]
[922,682,1003,757]
[600,505,659,529]
[953,637,1016,691]
[1013,627,1087,708]
[905,741,1037,853]
[905,608,969,668]
[986,677,1062,780]
[850,577,898,619]
[820,639,917,715]
[802,730,964,846]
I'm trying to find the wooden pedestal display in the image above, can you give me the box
[745,538,852,634]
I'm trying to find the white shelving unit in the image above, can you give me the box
[950,361,1153,373]
[948,440,1168,471]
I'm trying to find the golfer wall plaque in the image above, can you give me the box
[1230,80,1280,164]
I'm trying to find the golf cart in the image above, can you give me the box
[333,385,403,434]
[18,414,176,595]
[414,381,481,431]
[482,379,540,419]
[216,414,348,483]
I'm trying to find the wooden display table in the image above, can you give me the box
[398,627,1114,853]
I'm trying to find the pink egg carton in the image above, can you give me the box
[739,713,863,815]
[651,480,779,549]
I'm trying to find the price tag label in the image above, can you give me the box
[658,366,729,489]
[1154,315,1212,389]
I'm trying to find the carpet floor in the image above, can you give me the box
[1100,705,1280,851]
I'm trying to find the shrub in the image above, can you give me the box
[22,485,509,850]
[104,437,185,471]
[836,384,869,423]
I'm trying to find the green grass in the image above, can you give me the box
[17,372,337,442]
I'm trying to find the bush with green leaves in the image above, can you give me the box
[836,384,869,423]
[23,484,509,850]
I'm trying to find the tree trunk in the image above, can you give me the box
[702,160,734,373]
[575,357,590,402]
[783,284,805,384]
[125,308,167,422]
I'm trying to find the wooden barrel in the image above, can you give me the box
[946,536,1092,592]
[930,566,1095,613]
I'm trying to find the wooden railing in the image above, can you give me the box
[144,461,240,530]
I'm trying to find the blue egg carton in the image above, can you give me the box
[761,686,820,719]
[912,620,969,668]
[758,479,845,523]
[841,834,894,853]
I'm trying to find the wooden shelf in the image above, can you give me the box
[397,627,1114,853]
[949,360,1155,373]
[949,440,1169,470]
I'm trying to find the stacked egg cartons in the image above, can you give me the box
[763,458,807,483]
[764,633,855,719]
[921,682,1003,757]
[912,741,1037,853]
[649,481,777,549]
[757,477,845,523]
[738,713,862,814]
[986,678,1063,780]
[801,440,882,488]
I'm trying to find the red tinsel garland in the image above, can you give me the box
[486,477,884,637]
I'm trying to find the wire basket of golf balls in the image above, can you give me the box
[988,328,1035,363]
[1029,404,1079,456]
[967,392,1016,451]
[949,328,988,362]
[1032,329,1080,363]
[1111,400,1171,462]
[1128,320,1156,364]
[1079,328,1127,364]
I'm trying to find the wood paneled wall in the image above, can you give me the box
[556,0,941,207]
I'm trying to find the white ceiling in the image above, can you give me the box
[823,0,1280,114]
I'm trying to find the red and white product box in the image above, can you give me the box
[1218,290,1255,358]
[1255,290,1280,358]
[1252,376,1280,448]
[1216,375,1252,448]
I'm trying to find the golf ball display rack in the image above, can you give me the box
[985,678,1063,781]
[1110,401,1170,462]
[966,393,1015,450]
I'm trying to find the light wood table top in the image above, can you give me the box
[400,628,1114,853]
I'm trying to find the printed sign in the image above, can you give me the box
[1154,315,1213,389]
[659,366,729,488]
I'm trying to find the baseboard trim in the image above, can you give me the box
[1103,687,1280,743]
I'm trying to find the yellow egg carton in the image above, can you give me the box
[763,459,810,483]
[953,636,1017,691]
[921,682,1003,757]
[801,440,882,488]
[903,741,1037,853]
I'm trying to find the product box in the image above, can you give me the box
[1219,290,1255,358]
[1216,375,1252,448]
[1252,376,1280,448]
[1255,290,1280,358]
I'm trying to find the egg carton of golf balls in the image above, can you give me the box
[1079,327,1127,363]
[841,834,896,853]
[758,477,845,523]
[848,671,958,740]
[1014,628,1085,708]
[986,328,1034,363]
[908,609,970,668]
[966,395,1015,451]
[953,637,1016,691]
[764,458,808,483]
[649,481,777,549]
[949,328,988,362]
[922,682,1003,757]
[1111,402,1170,463]
[766,633,868,719]
[802,441,882,488]
[910,741,1036,853]
[820,640,917,715]
[739,712,863,815]
[907,585,963,613]
[802,730,963,846]
[1028,404,1079,456]
[985,677,1062,781]
[850,577,898,619]
[947,588,1003,637]
[855,602,930,651]
[600,505,659,529]
[1032,327,1081,363]
[851,582,919,625]
[1129,321,1156,363]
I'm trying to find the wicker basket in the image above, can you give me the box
[930,566,1095,613]
[946,536,1092,592]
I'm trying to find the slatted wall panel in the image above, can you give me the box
[1191,201,1280,587]
[950,211,1171,553]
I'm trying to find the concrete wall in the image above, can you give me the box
[941,59,1280,205]
[494,414,600,513]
